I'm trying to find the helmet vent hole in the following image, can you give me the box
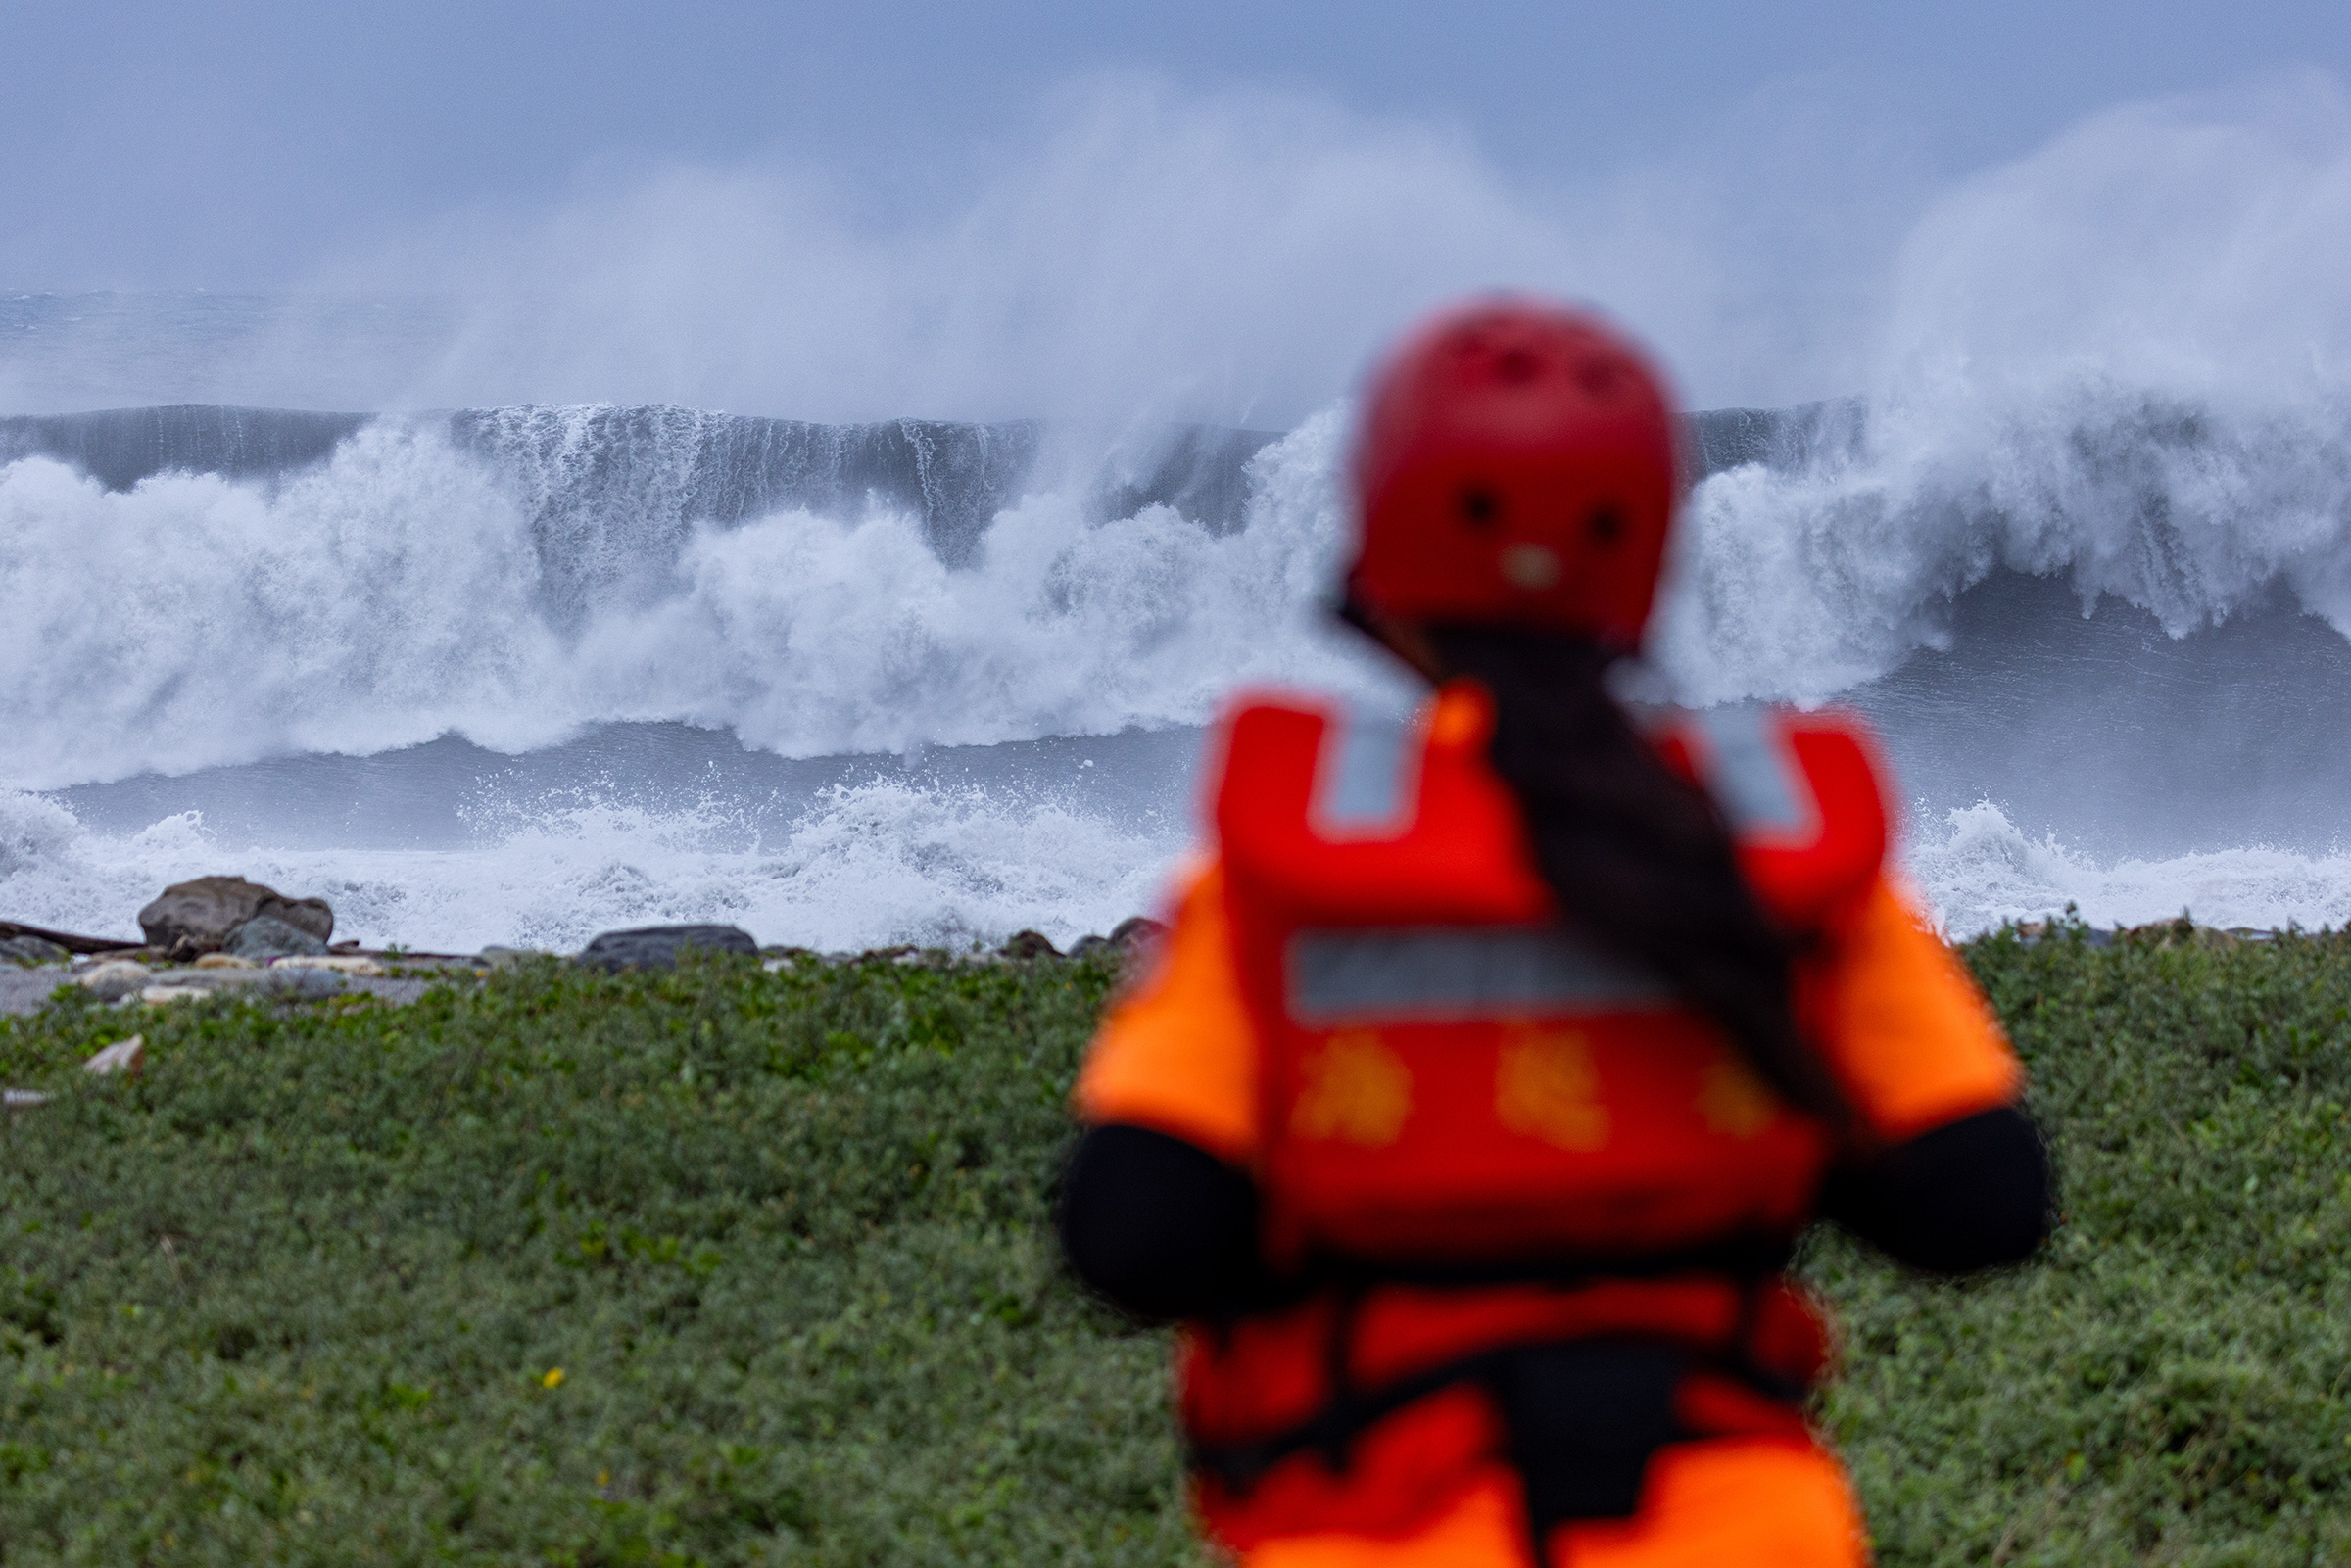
[1589,506,1623,545]
[1460,487,1501,528]
[1495,348,1540,384]
[1576,358,1623,398]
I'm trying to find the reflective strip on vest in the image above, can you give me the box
[1312,705,1419,834]
[1690,707,1811,836]
[1287,927,1675,1024]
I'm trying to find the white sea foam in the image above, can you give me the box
[0,408,1414,789]
[0,427,570,784]
[13,779,2351,955]
[0,782,1185,953]
[1906,802,2351,937]
[1653,75,2351,704]
[566,407,1390,756]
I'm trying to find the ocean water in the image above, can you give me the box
[3,374,2348,951]
[15,75,2351,956]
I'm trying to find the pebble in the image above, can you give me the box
[84,1035,144,1076]
[270,955,385,976]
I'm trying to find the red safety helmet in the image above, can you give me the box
[1346,298,1681,649]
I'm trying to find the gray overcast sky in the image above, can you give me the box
[6,1,2351,418]
[8,0,2347,284]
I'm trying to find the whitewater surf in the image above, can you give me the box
[6,383,2350,951]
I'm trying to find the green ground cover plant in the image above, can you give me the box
[0,923,2345,1565]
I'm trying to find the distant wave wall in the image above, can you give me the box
[5,393,2351,852]
[0,402,1338,786]
[0,399,1824,510]
[0,404,1288,626]
[0,402,1794,634]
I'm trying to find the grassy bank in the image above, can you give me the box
[1818,923,2351,1563]
[0,927,2346,1565]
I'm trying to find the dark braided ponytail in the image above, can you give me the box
[1424,625,1854,1132]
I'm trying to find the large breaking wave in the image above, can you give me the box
[3,379,2347,946]
[6,388,2349,801]
[0,405,1353,785]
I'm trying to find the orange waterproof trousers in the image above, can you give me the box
[1243,1437,1867,1568]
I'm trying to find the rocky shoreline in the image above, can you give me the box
[0,874,1170,1021]
[4,874,2306,1027]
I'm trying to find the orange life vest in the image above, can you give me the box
[1182,684,1890,1551]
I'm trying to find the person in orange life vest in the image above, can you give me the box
[1056,299,2050,1567]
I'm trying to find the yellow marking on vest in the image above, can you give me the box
[1494,1025,1610,1151]
[1290,1031,1413,1146]
[1426,693,1484,746]
[1697,1053,1780,1139]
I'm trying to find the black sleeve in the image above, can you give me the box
[1818,1105,2053,1273]
[1057,1122,1276,1321]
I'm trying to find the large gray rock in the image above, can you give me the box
[262,967,347,1000]
[578,925,759,973]
[226,914,330,961]
[136,878,333,961]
